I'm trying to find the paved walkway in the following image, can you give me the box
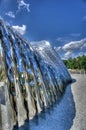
[70,74,86,130]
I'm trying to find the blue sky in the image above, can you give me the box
[0,0,86,58]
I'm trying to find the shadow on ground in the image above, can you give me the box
[13,84,76,130]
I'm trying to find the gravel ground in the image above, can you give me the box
[70,74,86,130]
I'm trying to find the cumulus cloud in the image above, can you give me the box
[64,51,73,59]
[12,24,26,35]
[17,0,30,12]
[63,39,86,51]
[5,11,15,18]
[54,38,86,59]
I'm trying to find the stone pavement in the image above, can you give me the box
[70,74,86,130]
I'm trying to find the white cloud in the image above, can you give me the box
[12,24,26,35]
[63,39,86,51]
[5,11,15,18]
[56,37,64,42]
[56,37,69,43]
[56,33,81,43]
[78,52,84,56]
[54,38,86,59]
[65,51,72,57]
[69,33,81,37]
[17,0,30,12]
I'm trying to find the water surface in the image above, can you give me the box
[17,84,76,130]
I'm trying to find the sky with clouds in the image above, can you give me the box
[0,0,86,59]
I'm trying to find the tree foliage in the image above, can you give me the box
[63,55,86,70]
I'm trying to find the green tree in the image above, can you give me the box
[63,55,86,70]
